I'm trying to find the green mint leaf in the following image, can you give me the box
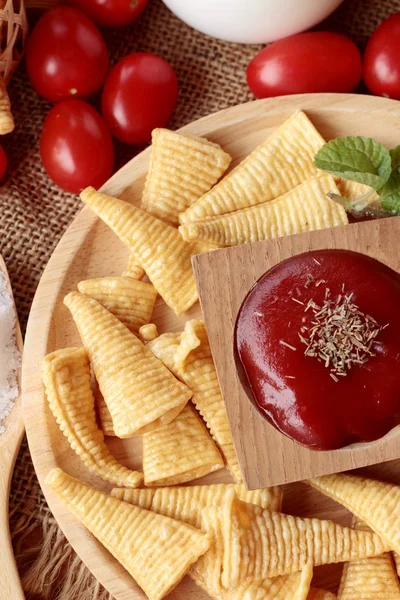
[314,136,392,190]
[390,146,400,170]
[380,170,400,215]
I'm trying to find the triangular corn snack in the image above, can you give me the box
[147,332,182,371]
[77,276,157,332]
[142,403,224,486]
[148,323,241,481]
[308,473,400,555]
[64,292,191,437]
[80,187,198,315]
[191,498,307,599]
[230,564,314,600]
[46,468,211,600]
[337,517,400,599]
[142,128,231,225]
[179,175,348,247]
[308,590,337,600]
[0,77,14,135]
[123,253,145,280]
[220,490,389,589]
[42,348,142,487]
[335,178,379,203]
[175,320,242,481]
[179,110,325,224]
[112,482,281,528]
[138,323,159,343]
[95,389,116,437]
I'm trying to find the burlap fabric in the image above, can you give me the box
[1,0,398,597]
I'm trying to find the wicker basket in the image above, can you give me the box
[0,0,28,134]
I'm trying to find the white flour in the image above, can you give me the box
[0,272,21,434]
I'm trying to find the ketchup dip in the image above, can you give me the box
[235,249,400,450]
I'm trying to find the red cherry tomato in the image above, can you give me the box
[71,0,147,28]
[40,100,114,193]
[246,32,362,98]
[101,52,178,145]
[26,7,109,103]
[364,14,400,99]
[0,146,7,181]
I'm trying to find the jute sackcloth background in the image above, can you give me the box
[1,0,398,597]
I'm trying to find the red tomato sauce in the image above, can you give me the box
[235,250,400,450]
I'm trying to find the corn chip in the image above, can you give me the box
[335,178,379,203]
[0,77,14,135]
[111,482,282,529]
[147,332,182,372]
[337,517,400,599]
[42,348,142,486]
[80,187,198,315]
[175,321,242,481]
[309,473,400,556]
[123,253,145,280]
[77,276,157,332]
[46,468,211,600]
[179,175,348,247]
[220,490,389,588]
[139,323,159,343]
[142,128,231,225]
[142,403,224,486]
[64,292,191,437]
[179,110,325,223]
[95,389,116,437]
[230,564,314,600]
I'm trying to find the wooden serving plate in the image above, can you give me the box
[22,94,400,598]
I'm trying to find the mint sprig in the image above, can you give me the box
[314,136,400,216]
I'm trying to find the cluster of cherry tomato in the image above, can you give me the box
[25,2,178,193]
[246,14,400,101]
[2,7,400,190]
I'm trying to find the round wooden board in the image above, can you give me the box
[22,93,400,599]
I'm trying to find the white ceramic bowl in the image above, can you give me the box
[162,0,344,44]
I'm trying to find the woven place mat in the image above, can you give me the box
[1,0,399,597]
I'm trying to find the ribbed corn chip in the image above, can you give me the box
[95,389,116,437]
[147,332,182,371]
[142,403,224,486]
[220,490,389,589]
[309,473,400,555]
[335,178,379,203]
[142,128,231,225]
[111,483,280,599]
[139,323,159,342]
[42,348,142,486]
[179,174,348,247]
[179,110,325,224]
[337,517,400,600]
[123,253,145,280]
[45,468,211,600]
[230,564,314,600]
[308,590,337,600]
[190,495,293,599]
[174,320,242,481]
[77,276,157,332]
[148,322,241,481]
[0,77,14,135]
[80,187,198,315]
[64,292,191,437]
[111,482,282,529]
